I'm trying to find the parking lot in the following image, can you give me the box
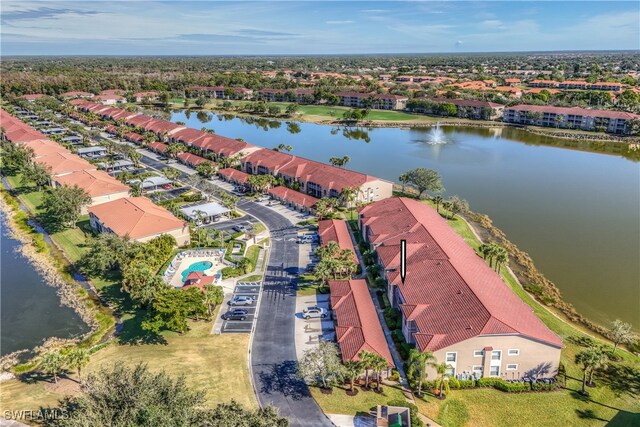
[220,282,262,333]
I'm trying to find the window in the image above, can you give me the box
[445,352,457,363]
[506,364,518,371]
[491,350,502,360]
[473,350,484,357]
[508,349,520,356]
[489,366,500,377]
[472,365,483,375]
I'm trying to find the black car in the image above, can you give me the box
[222,309,249,321]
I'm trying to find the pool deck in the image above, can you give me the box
[167,255,224,288]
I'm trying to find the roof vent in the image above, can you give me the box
[457,290,463,295]
[436,261,442,265]
[466,325,472,330]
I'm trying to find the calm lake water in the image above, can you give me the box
[1,211,88,355]
[173,110,640,330]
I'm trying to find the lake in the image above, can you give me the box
[173,110,640,330]
[0,210,88,356]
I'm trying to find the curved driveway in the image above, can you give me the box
[238,200,332,426]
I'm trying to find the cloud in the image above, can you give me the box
[456,40,463,47]
[326,20,353,25]
[1,6,102,24]
[235,29,297,37]
[480,20,505,29]
[361,9,387,13]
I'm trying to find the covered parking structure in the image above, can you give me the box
[179,201,230,225]
[128,175,173,191]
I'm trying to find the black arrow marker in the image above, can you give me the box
[400,239,407,284]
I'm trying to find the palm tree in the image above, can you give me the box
[398,173,409,194]
[433,362,453,399]
[66,347,90,380]
[433,195,443,213]
[358,350,376,389]
[129,181,143,197]
[494,246,509,273]
[339,186,360,208]
[407,349,436,396]
[342,360,364,392]
[40,350,65,384]
[587,346,607,387]
[370,354,389,392]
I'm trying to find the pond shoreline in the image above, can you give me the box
[177,104,640,145]
[0,183,113,367]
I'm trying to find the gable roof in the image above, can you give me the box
[359,197,563,351]
[218,167,250,184]
[318,219,357,262]
[329,279,394,366]
[268,186,318,208]
[34,151,97,176]
[53,169,129,197]
[87,197,186,239]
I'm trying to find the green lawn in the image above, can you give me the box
[309,383,407,416]
[1,321,257,413]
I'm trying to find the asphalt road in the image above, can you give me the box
[117,143,332,425]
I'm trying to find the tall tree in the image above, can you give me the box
[204,284,224,319]
[42,185,91,229]
[610,320,634,354]
[342,360,363,393]
[22,161,51,190]
[433,362,453,399]
[162,167,181,182]
[65,347,90,380]
[39,350,65,384]
[407,349,436,396]
[402,168,444,199]
[298,341,343,390]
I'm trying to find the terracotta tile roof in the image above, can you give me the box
[242,149,296,172]
[506,104,640,120]
[22,139,70,157]
[359,197,563,351]
[329,279,394,366]
[148,142,168,153]
[53,169,129,197]
[142,118,185,135]
[268,186,318,209]
[318,219,357,262]
[94,94,126,102]
[218,167,250,184]
[69,98,92,106]
[177,152,209,166]
[124,114,155,128]
[100,89,125,96]
[34,151,97,176]
[87,197,186,240]
[124,131,143,142]
[183,271,215,290]
[1,110,47,142]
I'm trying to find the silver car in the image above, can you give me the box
[303,307,327,319]
[228,296,255,306]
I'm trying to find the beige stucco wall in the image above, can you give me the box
[426,335,561,380]
[135,227,191,247]
[359,179,394,203]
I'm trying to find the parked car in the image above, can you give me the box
[303,307,327,319]
[303,305,323,313]
[233,223,252,233]
[257,195,270,202]
[228,296,255,306]
[221,309,248,321]
[298,235,316,244]
[161,184,172,190]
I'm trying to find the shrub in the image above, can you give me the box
[383,307,401,330]
[386,400,423,427]
[493,380,529,393]
[182,192,202,203]
[530,381,561,392]
[388,370,400,382]
[447,378,476,389]
[476,377,503,388]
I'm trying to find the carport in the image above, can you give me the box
[179,201,230,225]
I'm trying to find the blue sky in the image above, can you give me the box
[1,1,639,55]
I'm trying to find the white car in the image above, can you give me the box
[303,307,327,319]
[228,296,256,306]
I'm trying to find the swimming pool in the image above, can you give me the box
[180,261,213,282]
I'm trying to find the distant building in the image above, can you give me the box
[503,105,640,134]
[334,92,408,110]
[52,169,129,213]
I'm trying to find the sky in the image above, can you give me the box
[1,1,639,55]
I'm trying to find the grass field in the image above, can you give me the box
[1,321,256,412]
[309,383,407,416]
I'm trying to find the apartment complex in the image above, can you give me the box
[255,88,314,103]
[70,101,394,205]
[335,92,408,110]
[358,198,563,380]
[503,105,639,134]
[410,98,505,120]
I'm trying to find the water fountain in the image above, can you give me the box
[426,121,447,144]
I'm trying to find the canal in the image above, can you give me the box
[173,110,640,330]
[1,210,88,356]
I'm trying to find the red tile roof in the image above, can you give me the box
[318,219,357,262]
[53,169,129,197]
[359,197,563,352]
[268,186,318,209]
[329,279,394,366]
[218,167,250,184]
[35,151,97,176]
[0,110,47,142]
[177,152,209,166]
[88,197,186,240]
[428,98,503,109]
[183,271,215,291]
[19,94,47,100]
[148,142,168,153]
